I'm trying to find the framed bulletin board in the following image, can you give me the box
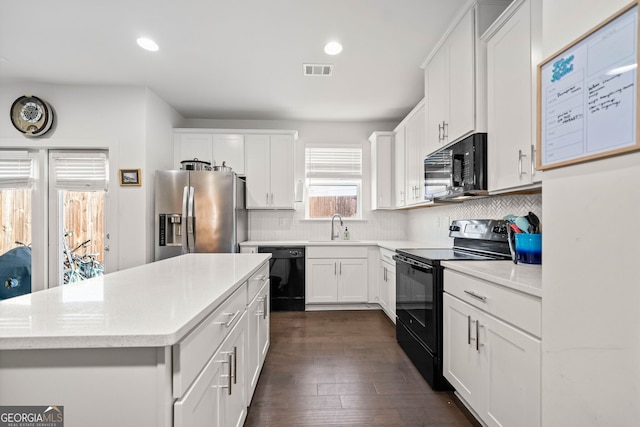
[537,1,640,170]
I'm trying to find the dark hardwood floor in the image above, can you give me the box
[244,310,481,427]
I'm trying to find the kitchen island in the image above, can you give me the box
[0,253,271,427]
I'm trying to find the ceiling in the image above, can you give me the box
[0,0,467,122]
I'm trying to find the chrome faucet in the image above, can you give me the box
[331,214,343,240]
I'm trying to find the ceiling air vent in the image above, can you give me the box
[303,64,333,76]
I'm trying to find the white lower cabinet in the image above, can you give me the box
[174,310,246,427]
[174,262,269,427]
[443,270,541,427]
[378,248,396,322]
[306,246,368,304]
[247,280,270,400]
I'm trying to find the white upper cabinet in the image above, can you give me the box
[369,131,394,210]
[423,0,512,156]
[174,130,245,175]
[394,125,406,208]
[404,101,426,206]
[425,9,475,154]
[485,0,542,193]
[392,99,426,209]
[245,133,296,209]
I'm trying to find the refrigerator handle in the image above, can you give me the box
[182,186,190,254]
[187,186,195,252]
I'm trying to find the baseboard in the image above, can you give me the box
[305,303,382,311]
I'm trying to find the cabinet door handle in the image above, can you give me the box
[233,346,237,384]
[518,149,528,177]
[339,262,342,275]
[438,122,443,141]
[334,262,337,275]
[531,144,537,177]
[220,353,233,395]
[263,294,268,319]
[467,315,471,345]
[442,121,448,140]
[476,321,481,352]
[464,290,487,302]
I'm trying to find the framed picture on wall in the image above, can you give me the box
[119,169,141,186]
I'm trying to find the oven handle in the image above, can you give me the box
[393,254,433,271]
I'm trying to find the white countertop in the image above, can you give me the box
[0,253,270,350]
[241,240,428,251]
[442,260,542,298]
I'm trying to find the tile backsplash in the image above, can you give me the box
[407,193,542,247]
[248,193,541,245]
[248,209,407,241]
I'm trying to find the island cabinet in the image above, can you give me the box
[306,246,368,304]
[245,133,296,209]
[0,254,271,427]
[423,0,512,156]
[443,268,541,427]
[484,0,542,193]
[246,264,270,400]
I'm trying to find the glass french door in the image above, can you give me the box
[49,150,108,286]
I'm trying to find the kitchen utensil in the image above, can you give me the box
[180,158,211,171]
[510,223,524,234]
[507,226,517,264]
[211,161,232,172]
[515,216,531,234]
[526,212,540,233]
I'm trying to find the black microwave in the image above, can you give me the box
[423,133,487,201]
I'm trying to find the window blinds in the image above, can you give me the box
[50,151,109,191]
[305,146,362,179]
[0,151,35,189]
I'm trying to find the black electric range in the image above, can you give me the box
[394,219,511,390]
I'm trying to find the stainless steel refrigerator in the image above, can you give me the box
[154,170,248,261]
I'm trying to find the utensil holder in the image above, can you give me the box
[515,234,542,264]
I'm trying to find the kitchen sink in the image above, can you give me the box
[308,240,361,243]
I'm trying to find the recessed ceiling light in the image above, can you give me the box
[137,37,159,52]
[324,41,343,55]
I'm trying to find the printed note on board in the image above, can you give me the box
[537,2,640,170]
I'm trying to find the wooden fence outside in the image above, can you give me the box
[0,189,104,262]
[308,195,357,218]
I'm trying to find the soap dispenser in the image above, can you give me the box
[343,227,350,240]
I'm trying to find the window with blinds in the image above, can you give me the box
[305,145,362,219]
[50,151,109,191]
[0,151,35,189]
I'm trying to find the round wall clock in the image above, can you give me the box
[10,95,54,136]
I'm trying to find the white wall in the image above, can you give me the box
[0,84,181,279]
[144,90,184,264]
[182,118,407,241]
[541,0,640,425]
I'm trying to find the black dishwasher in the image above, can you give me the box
[258,247,305,311]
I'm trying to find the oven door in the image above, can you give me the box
[394,255,438,353]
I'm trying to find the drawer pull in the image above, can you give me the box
[464,290,487,302]
[215,311,241,328]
